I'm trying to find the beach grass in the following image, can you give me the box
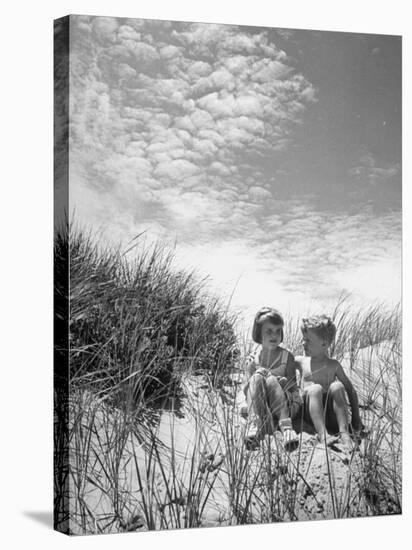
[54,223,402,534]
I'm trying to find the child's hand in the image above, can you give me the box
[256,367,269,377]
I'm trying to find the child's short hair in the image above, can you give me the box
[300,315,336,346]
[252,307,284,344]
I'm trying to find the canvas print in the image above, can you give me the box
[54,14,402,535]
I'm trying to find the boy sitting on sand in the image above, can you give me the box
[296,315,362,449]
[243,307,302,451]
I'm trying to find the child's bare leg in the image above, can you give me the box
[305,384,331,443]
[265,375,288,431]
[329,381,353,449]
[244,373,268,441]
[266,376,299,450]
[246,373,268,419]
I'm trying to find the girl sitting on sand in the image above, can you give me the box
[243,307,301,451]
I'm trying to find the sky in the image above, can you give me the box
[60,15,402,325]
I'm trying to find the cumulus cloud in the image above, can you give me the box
[252,202,401,303]
[66,16,401,315]
[174,200,401,317]
[349,150,401,186]
[69,15,317,240]
[275,29,296,41]
[248,186,272,202]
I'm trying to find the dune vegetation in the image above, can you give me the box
[54,223,401,535]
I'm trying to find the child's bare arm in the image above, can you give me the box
[335,361,362,430]
[284,354,303,408]
[284,354,299,392]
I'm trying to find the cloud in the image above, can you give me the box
[349,150,401,186]
[68,15,318,250]
[154,159,200,180]
[248,186,272,202]
[334,257,400,306]
[91,17,118,42]
[275,29,296,41]
[67,16,401,316]
[270,205,400,296]
[172,200,401,320]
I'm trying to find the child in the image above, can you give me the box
[243,307,301,451]
[296,315,362,449]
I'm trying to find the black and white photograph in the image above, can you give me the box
[2,0,411,546]
[53,13,402,536]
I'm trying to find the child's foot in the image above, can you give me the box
[282,428,299,452]
[338,432,355,451]
[244,415,261,450]
[278,418,299,452]
[314,433,339,448]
